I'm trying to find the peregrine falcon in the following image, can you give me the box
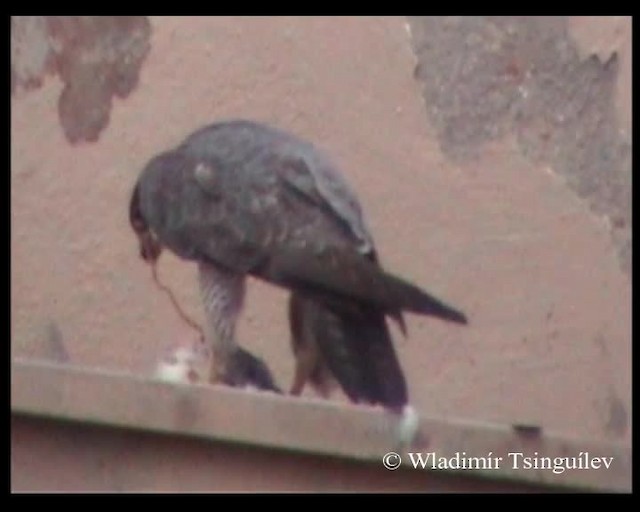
[129,119,467,415]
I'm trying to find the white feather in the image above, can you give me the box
[396,405,420,446]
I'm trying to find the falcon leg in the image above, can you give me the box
[289,358,311,396]
[288,293,315,396]
[198,262,281,393]
[288,293,337,399]
[198,262,247,384]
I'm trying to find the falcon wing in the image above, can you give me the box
[137,134,466,323]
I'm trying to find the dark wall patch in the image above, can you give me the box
[407,17,631,276]
[45,320,71,363]
[604,390,628,437]
[11,16,151,144]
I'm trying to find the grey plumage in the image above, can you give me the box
[130,119,467,410]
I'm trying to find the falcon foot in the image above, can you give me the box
[220,347,283,394]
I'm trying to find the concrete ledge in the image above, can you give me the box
[11,359,631,492]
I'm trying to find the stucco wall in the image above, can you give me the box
[11,16,631,491]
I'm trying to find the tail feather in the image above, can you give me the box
[289,293,408,410]
[265,246,467,325]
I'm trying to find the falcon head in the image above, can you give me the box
[129,182,163,263]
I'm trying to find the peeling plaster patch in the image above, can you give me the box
[11,16,151,144]
[407,16,631,276]
[11,16,55,93]
[567,16,627,63]
[567,16,631,139]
